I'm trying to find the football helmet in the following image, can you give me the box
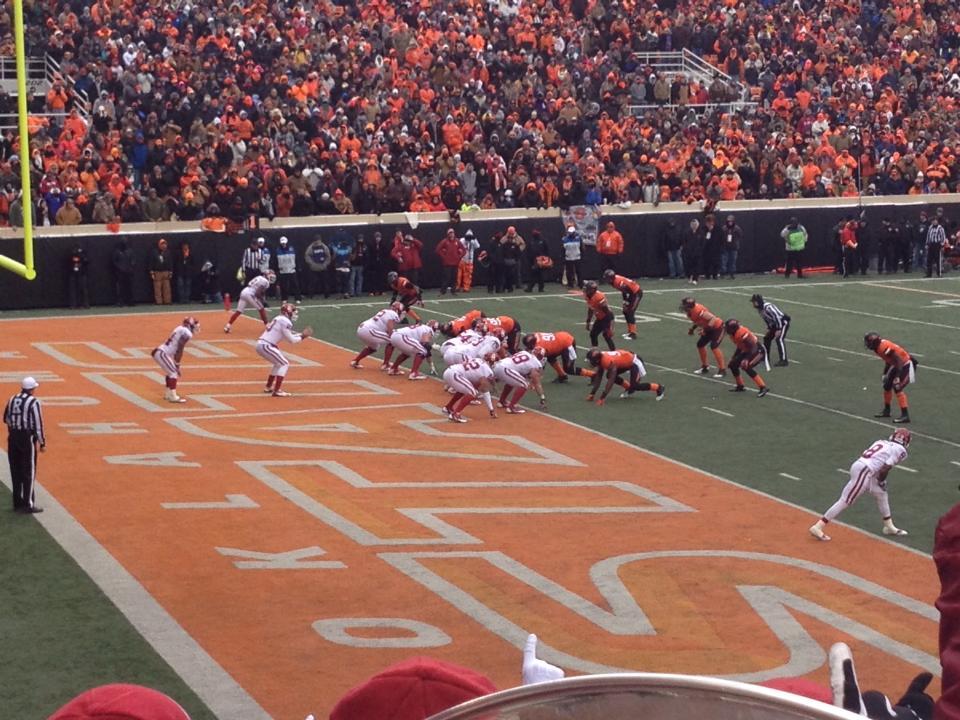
[488,327,506,340]
[387,271,399,285]
[425,320,439,331]
[182,316,200,332]
[724,318,740,334]
[522,333,537,351]
[680,296,695,311]
[751,294,764,309]
[531,347,547,361]
[864,332,881,351]
[483,352,499,365]
[390,301,404,314]
[602,269,616,283]
[583,280,598,297]
[890,428,912,448]
[586,348,602,366]
[265,269,277,285]
[280,302,299,321]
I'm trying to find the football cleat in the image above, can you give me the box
[449,413,468,424]
[441,406,451,416]
[379,363,390,372]
[694,366,710,375]
[263,387,274,393]
[775,359,789,367]
[223,323,232,333]
[272,390,292,397]
[809,523,831,541]
[893,414,911,424]
[874,409,891,418]
[882,525,909,536]
[757,387,769,398]
[656,385,666,401]
[729,385,746,392]
[349,360,362,369]
[713,369,727,378]
[387,368,406,376]
[889,428,912,448]
[505,406,526,414]
[408,372,427,380]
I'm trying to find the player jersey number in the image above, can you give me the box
[265,319,278,332]
[539,333,555,341]
[861,443,885,459]
[463,359,482,371]
[512,353,532,364]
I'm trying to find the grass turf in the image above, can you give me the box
[0,272,957,717]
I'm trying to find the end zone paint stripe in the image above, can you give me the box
[0,453,271,720]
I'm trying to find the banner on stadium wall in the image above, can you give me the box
[561,205,601,246]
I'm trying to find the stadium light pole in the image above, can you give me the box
[0,0,36,280]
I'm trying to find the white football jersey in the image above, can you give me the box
[248,275,270,295]
[467,335,501,359]
[158,326,192,356]
[858,439,907,474]
[457,359,495,385]
[497,351,543,377]
[259,315,301,345]
[360,308,401,334]
[393,324,434,345]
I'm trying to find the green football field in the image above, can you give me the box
[1,272,958,718]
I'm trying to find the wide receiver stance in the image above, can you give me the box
[256,303,312,396]
[224,271,275,332]
[585,349,665,405]
[351,303,405,369]
[152,317,199,403]
[809,428,912,541]
[865,332,918,424]
[493,348,547,413]
[442,355,499,423]
[583,281,616,350]
[681,297,726,377]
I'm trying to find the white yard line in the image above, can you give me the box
[779,473,801,481]
[827,357,844,363]
[702,406,734,418]
[893,466,918,474]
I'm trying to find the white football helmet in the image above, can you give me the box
[265,270,277,285]
[182,316,200,333]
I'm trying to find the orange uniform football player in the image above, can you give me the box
[603,270,642,340]
[522,332,592,383]
[724,319,769,396]
[387,271,423,323]
[583,281,615,350]
[585,348,664,405]
[681,296,726,377]
[864,333,918,424]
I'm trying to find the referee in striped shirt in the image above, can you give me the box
[751,294,791,367]
[4,377,46,513]
[926,216,948,278]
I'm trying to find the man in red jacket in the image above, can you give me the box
[436,228,466,294]
[392,232,424,285]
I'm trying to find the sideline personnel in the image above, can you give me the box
[4,377,46,513]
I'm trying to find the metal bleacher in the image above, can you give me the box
[0,53,90,131]
[627,48,757,117]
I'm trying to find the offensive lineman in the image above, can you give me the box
[493,348,548,413]
[809,429,912,541]
[152,317,199,403]
[442,355,499,423]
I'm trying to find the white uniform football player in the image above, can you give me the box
[809,428,911,541]
[152,317,199,403]
[442,356,498,423]
[386,322,437,379]
[440,330,484,367]
[351,303,405,369]
[493,349,547,413]
[224,272,275,332]
[256,303,312,396]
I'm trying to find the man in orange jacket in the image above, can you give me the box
[596,221,624,273]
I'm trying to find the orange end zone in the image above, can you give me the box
[4,312,940,719]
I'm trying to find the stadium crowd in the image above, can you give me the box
[1,0,959,227]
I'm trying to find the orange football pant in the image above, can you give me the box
[457,261,475,291]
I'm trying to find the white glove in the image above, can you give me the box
[522,633,565,686]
